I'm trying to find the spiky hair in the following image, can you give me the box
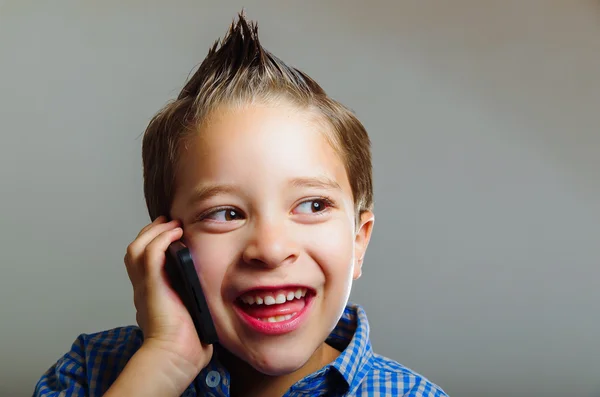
[142,12,373,222]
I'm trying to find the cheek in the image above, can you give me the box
[186,234,237,294]
[304,218,355,273]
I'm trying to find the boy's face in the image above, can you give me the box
[170,102,373,375]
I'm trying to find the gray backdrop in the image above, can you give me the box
[1,1,599,396]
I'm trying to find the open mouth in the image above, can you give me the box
[234,286,315,331]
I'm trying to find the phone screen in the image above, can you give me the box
[165,241,218,345]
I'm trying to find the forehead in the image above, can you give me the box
[175,103,351,196]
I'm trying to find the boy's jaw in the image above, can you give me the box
[232,285,317,335]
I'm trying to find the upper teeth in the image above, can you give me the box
[240,288,307,305]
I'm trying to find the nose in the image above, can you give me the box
[241,217,299,269]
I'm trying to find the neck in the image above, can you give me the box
[218,343,341,397]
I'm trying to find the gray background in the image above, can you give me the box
[1,1,599,396]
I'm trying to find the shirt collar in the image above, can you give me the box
[291,303,374,395]
[191,302,373,397]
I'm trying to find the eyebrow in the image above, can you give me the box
[187,176,341,206]
[187,184,242,206]
[288,176,342,191]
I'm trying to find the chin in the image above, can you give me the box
[250,352,310,376]
[238,342,315,376]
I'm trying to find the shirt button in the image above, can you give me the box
[206,370,221,387]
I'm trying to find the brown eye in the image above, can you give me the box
[294,198,332,214]
[202,208,244,222]
[224,209,242,220]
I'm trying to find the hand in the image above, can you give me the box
[123,216,213,387]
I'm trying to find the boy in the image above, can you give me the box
[34,13,448,397]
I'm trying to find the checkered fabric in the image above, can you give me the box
[34,303,448,396]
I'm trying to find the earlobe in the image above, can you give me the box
[353,210,374,280]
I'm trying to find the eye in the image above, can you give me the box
[200,207,244,222]
[293,198,333,215]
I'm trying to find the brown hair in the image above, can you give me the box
[142,12,373,224]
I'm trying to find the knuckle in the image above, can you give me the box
[125,242,137,260]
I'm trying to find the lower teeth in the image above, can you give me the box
[258,312,297,323]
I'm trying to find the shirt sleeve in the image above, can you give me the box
[33,335,88,397]
[403,378,449,397]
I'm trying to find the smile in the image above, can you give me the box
[233,286,315,334]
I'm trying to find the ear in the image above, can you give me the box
[353,210,374,280]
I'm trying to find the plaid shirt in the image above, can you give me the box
[34,303,448,396]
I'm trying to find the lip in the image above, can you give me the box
[233,292,315,335]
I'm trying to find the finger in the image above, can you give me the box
[133,219,180,253]
[136,216,167,239]
[125,219,180,275]
[143,226,184,282]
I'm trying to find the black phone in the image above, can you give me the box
[165,241,218,345]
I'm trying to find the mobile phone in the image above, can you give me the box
[165,241,218,345]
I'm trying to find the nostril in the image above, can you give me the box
[241,230,300,269]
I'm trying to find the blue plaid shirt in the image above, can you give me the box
[34,303,447,396]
